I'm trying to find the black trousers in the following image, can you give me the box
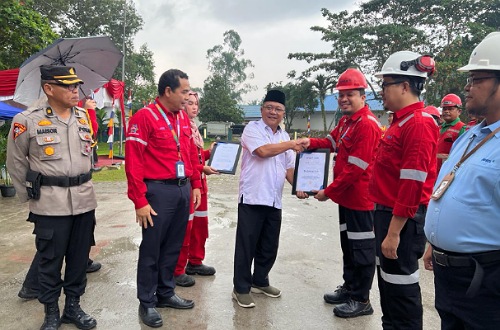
[434,253,500,330]
[32,210,96,304]
[338,205,376,302]
[137,181,190,308]
[233,203,281,294]
[374,206,427,330]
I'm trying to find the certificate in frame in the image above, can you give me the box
[292,149,331,195]
[207,141,242,175]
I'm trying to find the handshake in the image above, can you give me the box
[289,138,310,152]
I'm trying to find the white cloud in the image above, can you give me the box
[131,0,357,102]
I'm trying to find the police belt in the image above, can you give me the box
[432,246,500,298]
[40,172,92,187]
[144,178,190,187]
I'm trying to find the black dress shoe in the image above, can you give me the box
[86,261,101,273]
[174,273,195,287]
[185,263,216,276]
[333,298,374,318]
[139,304,163,328]
[324,284,350,304]
[18,285,39,300]
[157,294,194,309]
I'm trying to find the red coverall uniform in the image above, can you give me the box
[175,145,211,276]
[369,101,438,329]
[125,98,201,307]
[309,105,381,302]
[437,119,465,172]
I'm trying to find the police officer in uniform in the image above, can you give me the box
[7,65,97,330]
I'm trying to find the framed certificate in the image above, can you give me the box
[207,141,242,175]
[292,149,331,195]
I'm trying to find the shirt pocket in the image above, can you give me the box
[452,162,500,206]
[150,129,174,151]
[36,135,62,160]
[79,131,93,156]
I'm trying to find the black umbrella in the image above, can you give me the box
[14,36,123,106]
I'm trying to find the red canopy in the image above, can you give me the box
[0,68,19,97]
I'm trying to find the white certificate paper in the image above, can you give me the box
[292,149,330,195]
[208,142,242,174]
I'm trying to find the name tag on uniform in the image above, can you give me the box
[176,161,185,178]
[431,172,455,200]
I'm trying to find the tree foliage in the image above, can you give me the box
[0,0,57,70]
[199,75,244,124]
[289,0,499,106]
[206,30,256,102]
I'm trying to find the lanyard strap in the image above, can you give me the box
[155,103,181,159]
[452,126,500,173]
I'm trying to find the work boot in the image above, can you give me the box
[61,296,97,330]
[333,298,374,318]
[174,273,195,287]
[185,262,216,276]
[86,260,101,273]
[18,285,39,300]
[40,302,60,330]
[324,284,350,304]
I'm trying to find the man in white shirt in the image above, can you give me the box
[232,89,306,308]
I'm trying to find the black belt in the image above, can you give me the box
[375,204,393,212]
[40,172,92,187]
[144,178,190,187]
[432,247,500,297]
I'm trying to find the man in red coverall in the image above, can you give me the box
[299,68,381,318]
[125,69,201,328]
[369,51,439,329]
[436,94,466,172]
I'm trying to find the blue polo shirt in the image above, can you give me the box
[425,119,500,253]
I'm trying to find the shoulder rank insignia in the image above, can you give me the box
[38,119,52,126]
[13,123,27,140]
[45,108,54,116]
[78,118,88,125]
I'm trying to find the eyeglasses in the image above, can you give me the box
[263,105,285,113]
[380,80,406,90]
[49,83,80,92]
[465,76,500,87]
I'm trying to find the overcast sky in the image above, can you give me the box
[132,0,357,103]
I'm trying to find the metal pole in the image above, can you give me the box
[119,1,126,156]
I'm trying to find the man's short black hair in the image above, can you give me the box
[386,74,425,97]
[158,69,189,96]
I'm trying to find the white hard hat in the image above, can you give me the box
[458,32,500,72]
[375,51,431,79]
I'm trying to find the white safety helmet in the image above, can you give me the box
[458,32,500,72]
[375,51,435,79]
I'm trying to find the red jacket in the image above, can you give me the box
[369,102,438,218]
[125,98,201,209]
[309,105,381,211]
[437,119,465,172]
[195,145,211,195]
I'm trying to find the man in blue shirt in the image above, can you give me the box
[424,32,500,329]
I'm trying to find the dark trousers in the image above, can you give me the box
[338,205,376,302]
[434,253,500,330]
[374,206,427,330]
[233,203,282,294]
[137,181,191,308]
[32,211,96,304]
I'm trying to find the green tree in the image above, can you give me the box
[206,30,256,102]
[311,74,336,134]
[199,75,243,124]
[0,0,57,70]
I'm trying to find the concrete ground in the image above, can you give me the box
[0,169,440,330]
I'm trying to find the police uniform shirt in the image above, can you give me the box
[7,102,97,216]
[425,119,500,253]
[239,119,295,209]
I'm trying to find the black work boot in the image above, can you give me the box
[61,296,97,330]
[40,302,60,330]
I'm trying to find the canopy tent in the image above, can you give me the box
[0,101,23,119]
[0,68,19,98]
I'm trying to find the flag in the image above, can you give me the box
[107,110,115,158]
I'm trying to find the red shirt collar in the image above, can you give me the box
[348,105,370,122]
[393,102,425,122]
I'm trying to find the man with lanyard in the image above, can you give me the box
[125,69,201,328]
[368,51,438,329]
[7,66,97,330]
[436,93,466,172]
[298,68,381,318]
[424,32,500,329]
[232,90,306,308]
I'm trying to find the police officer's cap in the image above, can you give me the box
[40,65,84,85]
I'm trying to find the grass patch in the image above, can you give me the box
[92,166,126,182]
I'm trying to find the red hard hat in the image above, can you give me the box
[441,94,462,107]
[336,68,368,90]
[424,105,441,118]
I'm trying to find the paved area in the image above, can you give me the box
[0,168,440,329]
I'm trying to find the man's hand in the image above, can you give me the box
[381,232,400,259]
[203,166,219,175]
[136,204,157,229]
[313,189,329,201]
[423,245,433,271]
[296,191,309,199]
[290,140,305,152]
[296,138,311,149]
[84,99,97,110]
[192,188,201,209]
